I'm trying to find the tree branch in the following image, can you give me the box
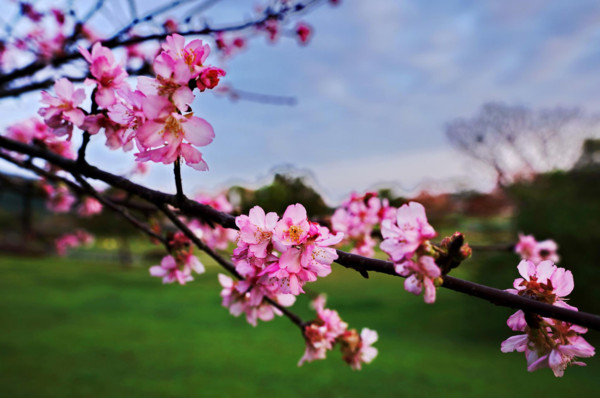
[1,134,598,331]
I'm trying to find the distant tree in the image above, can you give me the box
[445,102,599,186]
[235,173,330,216]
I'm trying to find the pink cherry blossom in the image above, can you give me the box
[138,55,193,112]
[81,113,134,151]
[396,255,441,304]
[340,328,379,370]
[6,117,50,144]
[79,43,128,108]
[42,183,75,213]
[55,230,94,256]
[295,22,312,45]
[380,201,436,263]
[134,95,214,170]
[161,34,210,78]
[331,191,394,257]
[515,233,559,265]
[217,273,294,326]
[196,67,226,92]
[38,78,85,138]
[236,205,279,259]
[78,197,103,216]
[274,203,310,246]
[502,260,595,376]
[298,295,348,366]
[502,319,595,377]
[149,253,205,285]
[190,193,237,250]
[507,260,574,304]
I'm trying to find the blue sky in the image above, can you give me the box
[2,0,600,203]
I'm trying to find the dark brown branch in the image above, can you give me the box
[334,251,600,330]
[158,203,305,328]
[1,135,598,331]
[174,157,184,202]
[0,0,323,90]
[73,174,167,246]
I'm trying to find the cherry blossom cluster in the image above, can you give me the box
[216,203,342,326]
[35,34,223,170]
[149,232,205,285]
[217,273,295,326]
[0,3,69,69]
[5,117,75,160]
[331,191,396,257]
[299,295,378,370]
[189,193,237,251]
[380,202,441,303]
[40,181,76,213]
[515,233,559,265]
[55,229,94,256]
[501,260,595,376]
[234,203,343,296]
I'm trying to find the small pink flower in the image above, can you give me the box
[79,43,128,108]
[161,34,210,78]
[274,203,310,246]
[340,328,379,370]
[295,22,312,45]
[298,295,348,366]
[236,206,279,259]
[149,253,204,285]
[134,95,214,169]
[396,255,441,304]
[42,183,75,213]
[38,78,86,138]
[508,260,574,304]
[217,273,294,326]
[78,197,103,217]
[515,234,559,265]
[380,201,436,263]
[55,230,94,256]
[196,67,226,92]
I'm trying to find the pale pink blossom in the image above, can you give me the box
[515,233,559,265]
[502,260,595,376]
[274,203,310,246]
[507,260,574,304]
[298,295,348,366]
[149,253,204,285]
[81,114,134,151]
[332,192,394,257]
[191,193,236,250]
[38,78,85,138]
[42,183,75,213]
[396,255,441,304]
[236,205,279,259]
[217,273,294,326]
[78,197,103,216]
[79,43,128,108]
[380,201,436,263]
[340,328,379,370]
[55,230,94,256]
[134,95,214,170]
[161,34,210,78]
[502,319,595,377]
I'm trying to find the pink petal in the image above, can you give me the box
[182,116,214,146]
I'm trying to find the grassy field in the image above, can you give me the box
[1,251,599,397]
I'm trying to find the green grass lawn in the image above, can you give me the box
[1,252,598,397]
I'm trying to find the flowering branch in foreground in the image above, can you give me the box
[0,22,597,375]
